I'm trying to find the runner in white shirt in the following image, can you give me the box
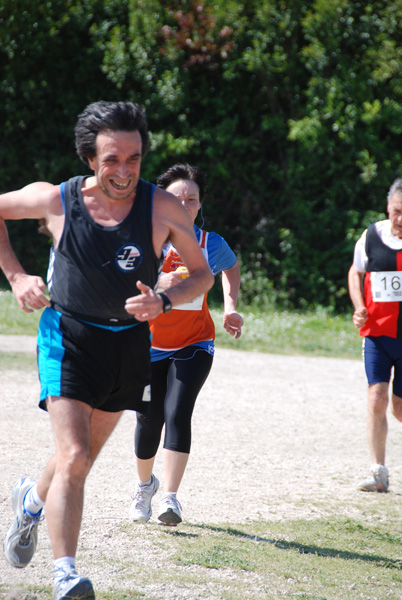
[348,178,402,492]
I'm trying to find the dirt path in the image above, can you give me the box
[1,335,402,594]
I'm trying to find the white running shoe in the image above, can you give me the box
[53,568,94,600]
[129,474,159,522]
[3,477,43,568]
[358,464,389,492]
[158,493,182,526]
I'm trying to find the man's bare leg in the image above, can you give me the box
[45,397,122,558]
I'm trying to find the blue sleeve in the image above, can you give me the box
[206,232,237,275]
[60,182,66,213]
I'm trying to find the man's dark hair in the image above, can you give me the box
[75,101,150,165]
[156,163,207,203]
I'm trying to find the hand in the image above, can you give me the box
[157,271,183,291]
[223,311,243,339]
[352,306,368,329]
[11,273,51,313]
[125,281,164,321]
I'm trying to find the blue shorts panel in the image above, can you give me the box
[37,308,65,398]
[37,307,151,412]
[363,336,402,397]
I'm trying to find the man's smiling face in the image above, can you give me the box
[88,129,142,202]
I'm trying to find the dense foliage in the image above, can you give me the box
[1,0,402,311]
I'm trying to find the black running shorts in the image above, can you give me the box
[38,308,151,412]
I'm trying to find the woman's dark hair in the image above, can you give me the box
[156,163,207,203]
[74,101,149,166]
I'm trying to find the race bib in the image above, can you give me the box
[173,293,204,311]
[371,271,402,302]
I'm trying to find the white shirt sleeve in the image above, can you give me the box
[353,230,368,273]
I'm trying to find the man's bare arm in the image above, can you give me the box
[348,264,368,329]
[125,188,214,320]
[0,183,58,312]
[157,190,213,303]
[0,217,51,313]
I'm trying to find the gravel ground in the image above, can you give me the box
[1,334,402,597]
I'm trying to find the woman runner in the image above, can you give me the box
[130,163,243,525]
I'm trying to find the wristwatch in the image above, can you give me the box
[159,292,172,313]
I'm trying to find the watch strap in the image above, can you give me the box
[159,292,172,313]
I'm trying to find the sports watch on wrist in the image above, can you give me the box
[159,292,172,313]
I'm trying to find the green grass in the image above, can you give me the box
[0,290,361,359]
[0,352,36,370]
[212,306,361,359]
[0,290,42,335]
[2,515,402,599]
[167,518,402,600]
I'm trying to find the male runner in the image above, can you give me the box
[0,101,213,599]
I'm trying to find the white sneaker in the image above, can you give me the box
[129,474,159,522]
[358,464,389,492]
[53,567,94,600]
[3,477,43,568]
[158,493,182,526]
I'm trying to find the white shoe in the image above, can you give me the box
[3,477,43,568]
[53,567,94,600]
[158,493,182,526]
[358,464,389,492]
[129,474,159,522]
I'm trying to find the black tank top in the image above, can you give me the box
[365,223,402,271]
[49,176,162,325]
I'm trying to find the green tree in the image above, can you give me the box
[2,0,402,312]
[0,0,118,277]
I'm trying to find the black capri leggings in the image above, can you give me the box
[135,346,213,458]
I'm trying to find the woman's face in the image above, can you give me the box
[166,179,201,224]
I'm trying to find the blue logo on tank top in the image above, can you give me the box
[115,243,143,272]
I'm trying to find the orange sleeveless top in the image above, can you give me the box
[150,230,214,350]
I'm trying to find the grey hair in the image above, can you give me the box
[387,178,402,203]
